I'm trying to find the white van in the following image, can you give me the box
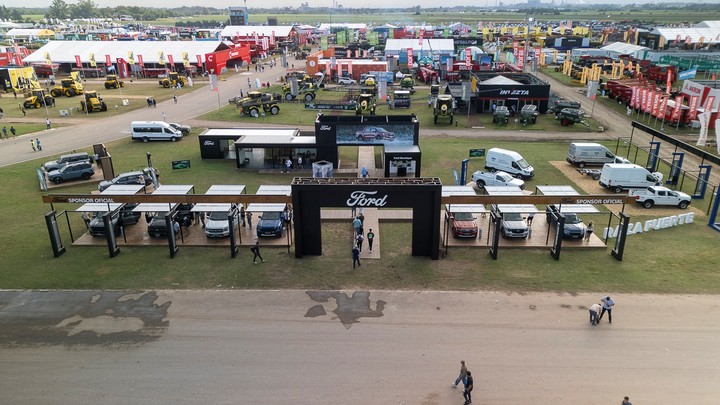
[485,148,535,179]
[130,121,183,142]
[599,163,663,193]
[566,142,631,167]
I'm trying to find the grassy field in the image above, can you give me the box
[2,130,719,293]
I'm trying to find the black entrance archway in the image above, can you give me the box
[291,178,442,259]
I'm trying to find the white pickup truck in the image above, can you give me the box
[471,170,525,189]
[628,186,691,209]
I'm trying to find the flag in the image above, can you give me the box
[465,47,472,67]
[209,74,218,92]
[168,54,174,67]
[105,54,111,66]
[678,67,698,80]
[196,55,202,65]
[697,112,710,146]
[89,53,96,67]
[137,54,144,67]
[407,48,414,68]
[670,95,683,123]
[687,95,699,121]
[74,55,81,68]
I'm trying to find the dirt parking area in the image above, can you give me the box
[549,161,705,218]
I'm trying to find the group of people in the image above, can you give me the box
[589,295,615,326]
[280,155,305,173]
[1,126,16,139]
[350,212,376,269]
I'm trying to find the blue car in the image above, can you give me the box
[256,212,284,238]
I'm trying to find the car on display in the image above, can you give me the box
[471,170,525,189]
[169,123,192,135]
[47,162,94,184]
[448,211,478,238]
[43,152,91,172]
[204,210,239,238]
[354,126,395,141]
[500,212,529,239]
[147,204,195,238]
[545,205,586,240]
[337,77,357,85]
[98,171,146,192]
[256,211,284,238]
[88,205,141,237]
[628,186,692,209]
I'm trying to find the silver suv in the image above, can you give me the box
[43,152,90,172]
[500,212,529,239]
[337,77,357,85]
[98,171,145,192]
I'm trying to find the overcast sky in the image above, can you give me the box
[6,0,711,10]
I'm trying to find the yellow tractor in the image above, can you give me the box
[159,72,188,88]
[80,91,108,113]
[104,75,125,89]
[23,89,56,109]
[50,78,84,97]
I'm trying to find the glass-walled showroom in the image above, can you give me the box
[236,146,318,169]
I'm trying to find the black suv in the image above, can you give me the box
[147,204,194,238]
[88,205,141,237]
[545,205,587,240]
[43,152,90,172]
[47,162,94,184]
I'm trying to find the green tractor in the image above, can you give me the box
[236,91,282,117]
[283,76,318,102]
[400,76,415,93]
[519,105,539,125]
[556,108,590,128]
[355,93,376,115]
[433,94,455,124]
[493,106,510,126]
[23,89,56,109]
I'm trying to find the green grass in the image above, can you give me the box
[2,133,719,293]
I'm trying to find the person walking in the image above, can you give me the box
[2,126,7,139]
[250,241,264,264]
[240,206,246,227]
[585,221,594,241]
[527,211,535,226]
[367,229,375,252]
[285,158,292,173]
[10,126,16,137]
[45,118,51,130]
[352,216,362,235]
[173,94,177,104]
[31,139,36,151]
[463,371,474,405]
[597,295,615,324]
[35,138,42,151]
[589,302,602,326]
[453,360,468,389]
[21,106,26,116]
[355,232,364,253]
[246,211,253,229]
[351,246,361,269]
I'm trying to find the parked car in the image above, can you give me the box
[545,205,586,240]
[256,211,284,238]
[628,186,691,209]
[471,170,525,189]
[43,152,90,172]
[168,122,191,135]
[88,204,141,237]
[337,77,357,85]
[354,126,396,141]
[47,162,94,184]
[204,209,239,238]
[98,171,146,192]
[448,211,478,238]
[500,212,529,239]
[147,204,195,238]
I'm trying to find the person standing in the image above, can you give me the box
[35,138,42,151]
[361,166,368,178]
[589,302,602,326]
[246,211,253,229]
[21,106,26,116]
[173,94,177,104]
[453,360,468,389]
[46,118,51,130]
[81,212,92,228]
[285,158,292,173]
[355,232,364,253]
[367,229,375,252]
[250,241,264,264]
[352,216,362,235]
[622,396,632,405]
[240,206,246,227]
[297,155,303,170]
[527,211,535,226]
[598,295,615,324]
[585,221,594,241]
[352,246,361,269]
[463,371,474,405]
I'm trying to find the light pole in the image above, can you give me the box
[524,16,534,73]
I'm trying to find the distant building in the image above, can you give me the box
[229,7,248,26]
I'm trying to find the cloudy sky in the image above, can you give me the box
[6,0,711,8]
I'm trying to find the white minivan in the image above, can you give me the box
[130,121,183,142]
[485,147,535,179]
[566,142,631,167]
